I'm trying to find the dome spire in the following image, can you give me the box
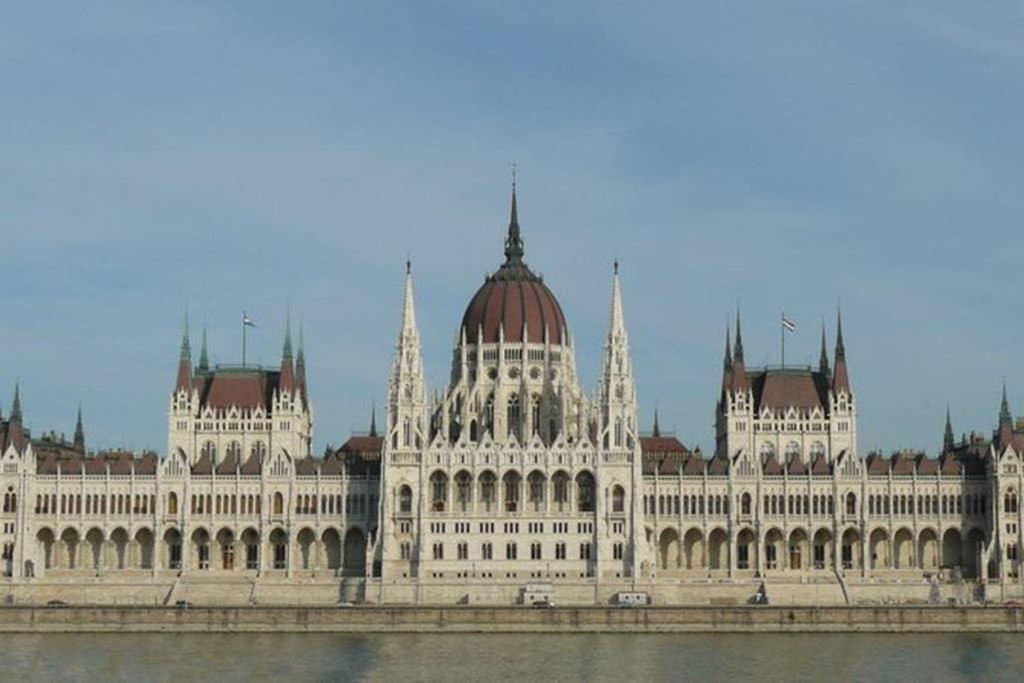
[504,165,524,264]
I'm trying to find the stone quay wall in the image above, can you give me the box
[0,605,1021,633]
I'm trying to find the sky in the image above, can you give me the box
[2,1,1023,456]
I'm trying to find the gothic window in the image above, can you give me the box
[227,441,241,461]
[846,492,857,516]
[484,395,495,435]
[399,483,411,516]
[503,471,521,512]
[612,485,625,513]
[614,418,623,447]
[785,442,801,461]
[201,441,216,462]
[455,471,472,510]
[810,442,825,458]
[528,471,545,510]
[531,395,541,435]
[1006,489,1018,514]
[273,492,284,516]
[553,472,570,511]
[576,471,595,513]
[507,394,521,440]
[479,471,496,509]
[740,492,752,516]
[402,418,411,447]
[430,471,448,512]
[251,441,267,460]
[469,420,478,442]
[759,442,775,460]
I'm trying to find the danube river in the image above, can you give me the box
[2,632,1020,681]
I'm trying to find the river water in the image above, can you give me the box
[2,632,1020,681]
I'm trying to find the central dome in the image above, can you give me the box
[460,191,568,345]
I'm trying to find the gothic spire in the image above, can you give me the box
[943,406,955,454]
[282,310,294,360]
[733,309,744,362]
[1000,381,1012,426]
[10,383,22,423]
[74,403,85,452]
[198,325,209,372]
[652,407,661,438]
[503,180,524,264]
[175,311,192,392]
[279,312,295,393]
[179,309,191,361]
[832,308,851,395]
[400,260,419,339]
[369,404,378,438]
[819,321,830,377]
[721,322,733,394]
[730,310,749,393]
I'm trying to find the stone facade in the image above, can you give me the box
[0,191,1021,606]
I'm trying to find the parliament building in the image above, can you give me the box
[0,191,1021,606]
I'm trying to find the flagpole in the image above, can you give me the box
[243,310,247,368]
[781,310,785,369]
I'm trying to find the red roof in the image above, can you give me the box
[461,271,567,345]
[751,368,829,413]
[640,436,688,456]
[193,368,280,411]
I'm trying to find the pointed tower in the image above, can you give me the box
[296,322,308,407]
[832,309,851,395]
[819,321,830,378]
[74,404,85,453]
[10,382,22,424]
[652,407,661,438]
[369,404,378,438]
[176,311,192,391]
[596,260,638,451]
[387,260,428,451]
[827,308,857,460]
[279,313,295,394]
[997,381,1014,448]
[198,325,209,372]
[721,323,733,395]
[731,310,749,393]
[943,406,955,454]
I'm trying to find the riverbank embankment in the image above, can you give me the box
[0,605,1022,633]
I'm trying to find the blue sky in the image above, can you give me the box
[2,2,1023,455]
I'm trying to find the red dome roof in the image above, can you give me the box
[460,191,568,345]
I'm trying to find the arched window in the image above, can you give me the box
[226,441,241,462]
[785,442,801,461]
[1006,489,1018,514]
[430,471,448,512]
[479,471,496,509]
[455,471,471,510]
[507,394,521,440]
[201,441,216,462]
[528,471,545,509]
[612,485,625,513]
[553,472,570,511]
[759,442,775,460]
[810,442,825,458]
[531,395,542,435]
[846,492,857,516]
[398,485,412,514]
[484,394,495,435]
[250,441,267,460]
[614,418,623,447]
[273,492,284,516]
[740,492,751,516]
[576,472,595,513]
[402,418,411,447]
[503,471,521,512]
[469,420,478,442]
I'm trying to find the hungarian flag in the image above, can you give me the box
[243,313,256,327]
[782,315,795,332]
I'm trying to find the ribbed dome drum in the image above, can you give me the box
[460,190,568,345]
